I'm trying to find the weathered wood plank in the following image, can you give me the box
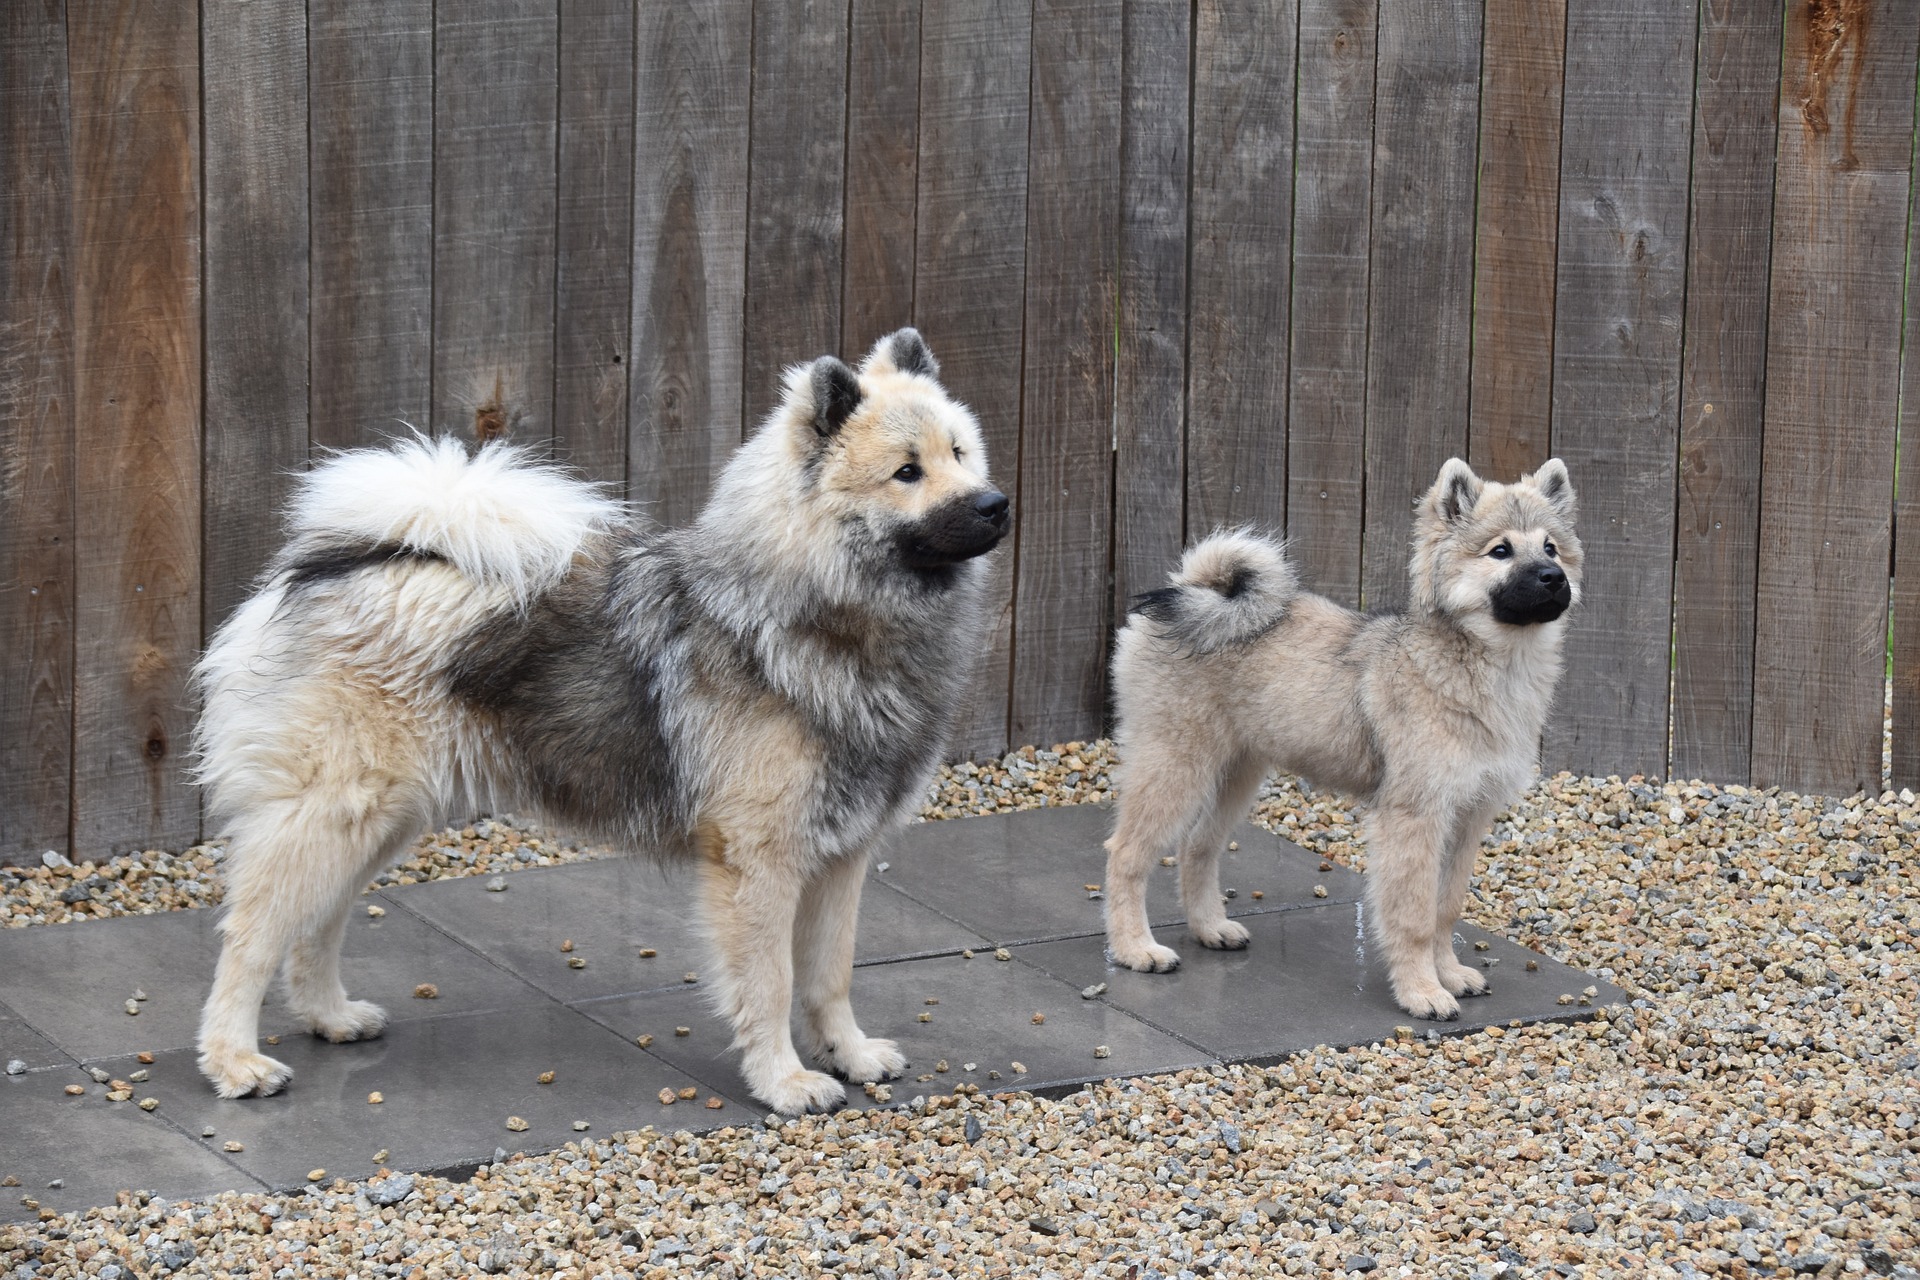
[1010,0,1121,748]
[1360,0,1480,610]
[1112,0,1189,622]
[1186,0,1297,542]
[841,0,920,357]
[1898,87,1920,789]
[1754,0,1920,794]
[1286,0,1374,607]
[914,0,1032,759]
[433,0,558,446]
[554,0,636,489]
[743,0,849,430]
[67,0,202,855]
[202,0,308,634]
[0,0,76,862]
[629,0,752,524]
[309,0,433,449]
[1541,0,1697,781]
[1467,0,1564,479]
[1670,0,1781,785]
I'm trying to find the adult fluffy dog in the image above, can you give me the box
[194,330,1008,1115]
[1103,459,1581,1021]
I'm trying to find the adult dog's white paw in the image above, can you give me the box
[824,1036,905,1084]
[200,1048,293,1099]
[756,1068,848,1117]
[304,999,389,1044]
[1109,939,1183,973]
[1192,918,1251,951]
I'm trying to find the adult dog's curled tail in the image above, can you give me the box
[1129,529,1299,654]
[281,435,624,608]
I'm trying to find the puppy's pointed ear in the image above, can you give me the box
[862,327,939,380]
[1425,458,1484,525]
[808,356,863,438]
[1529,457,1576,515]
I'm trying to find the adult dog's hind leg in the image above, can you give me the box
[283,823,413,1043]
[698,828,846,1117]
[1365,802,1461,1021]
[794,851,903,1084]
[1104,745,1216,973]
[1178,754,1266,951]
[1432,803,1500,999]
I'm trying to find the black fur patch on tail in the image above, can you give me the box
[1130,587,1182,622]
[1221,565,1253,599]
[285,542,446,589]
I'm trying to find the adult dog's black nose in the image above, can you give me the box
[975,489,1010,526]
[1538,564,1566,589]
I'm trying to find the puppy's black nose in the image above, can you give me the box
[1539,564,1566,589]
[975,489,1010,525]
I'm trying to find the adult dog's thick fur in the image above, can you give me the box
[1105,459,1582,1021]
[193,329,1010,1116]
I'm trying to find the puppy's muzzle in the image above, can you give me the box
[1491,562,1572,625]
[897,490,1011,570]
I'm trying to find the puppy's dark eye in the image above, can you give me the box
[1544,540,1557,559]
[1489,542,1513,560]
[894,462,923,483]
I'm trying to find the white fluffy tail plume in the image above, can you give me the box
[1130,529,1298,654]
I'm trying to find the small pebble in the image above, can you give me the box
[961,949,975,959]
[1030,1012,1045,1024]
[368,1091,384,1104]
[673,1026,690,1037]
[366,904,385,918]
[200,1127,215,1137]
[63,1085,85,1096]
[658,1088,676,1105]
[572,1120,590,1131]
[1472,939,1490,951]
[993,948,1011,961]
[264,1035,280,1045]
[1080,982,1107,999]
[223,1141,244,1152]
[504,1116,528,1132]
[131,989,147,1002]
[106,1089,131,1103]
[46,1179,62,1189]
[1524,958,1539,970]
[676,1087,697,1101]
[924,996,939,1005]
[371,1149,389,1163]
[537,1071,554,1085]
[485,876,508,892]
[962,1062,977,1072]
[1228,841,1239,851]
[567,956,587,969]
[136,1052,154,1064]
[1010,1061,1027,1075]
[137,1098,157,1111]
[559,939,573,952]
[1160,856,1176,867]
[413,983,439,999]
[638,947,656,958]
[704,1097,724,1109]
[1092,1045,1111,1059]
[917,1011,931,1022]
[128,1069,147,1083]
[1319,861,1333,872]
[1250,889,1265,899]
[934,1059,949,1072]
[87,1067,109,1083]
[306,1169,325,1183]
[1312,885,1328,898]
[682,971,698,984]
[123,1000,139,1016]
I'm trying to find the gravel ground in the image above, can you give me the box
[4,742,1918,1278]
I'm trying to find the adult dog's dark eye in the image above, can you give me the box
[952,445,964,461]
[1489,542,1512,560]
[894,462,923,483]
[1544,540,1557,559]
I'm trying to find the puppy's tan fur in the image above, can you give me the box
[1103,459,1582,1020]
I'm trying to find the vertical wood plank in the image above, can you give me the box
[67,0,202,855]
[1186,0,1297,541]
[203,0,308,634]
[1360,0,1480,610]
[434,0,559,446]
[1898,80,1920,789]
[1286,0,1375,607]
[1542,0,1698,780]
[1112,0,1190,621]
[743,0,849,430]
[914,0,1033,759]
[1467,0,1565,479]
[629,0,751,525]
[1670,0,1781,785]
[0,0,76,861]
[841,0,920,356]
[1754,1,1920,794]
[1010,0,1122,747]
[554,0,636,488]
[309,0,433,449]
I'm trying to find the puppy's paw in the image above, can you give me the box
[1395,984,1461,1023]
[1109,940,1182,974]
[200,1048,293,1099]
[305,999,389,1044]
[823,1036,905,1084]
[756,1069,847,1117]
[1436,959,1490,998]
[1191,919,1250,951]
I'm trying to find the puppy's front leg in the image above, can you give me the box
[794,850,904,1084]
[697,829,846,1116]
[1366,803,1461,1021]
[1432,803,1501,999]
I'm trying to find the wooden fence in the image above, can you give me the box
[4,0,1919,862]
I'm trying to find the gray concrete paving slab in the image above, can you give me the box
[0,1000,68,1073]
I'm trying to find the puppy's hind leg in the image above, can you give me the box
[794,850,903,1085]
[1178,754,1266,951]
[1104,747,1216,974]
[1432,803,1500,999]
[698,827,846,1117]
[1365,802,1461,1022]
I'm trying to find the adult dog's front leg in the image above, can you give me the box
[697,828,846,1116]
[794,851,904,1084]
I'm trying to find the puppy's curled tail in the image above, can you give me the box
[1129,529,1298,654]
[282,434,624,608]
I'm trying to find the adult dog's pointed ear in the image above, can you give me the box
[861,327,939,380]
[1423,457,1484,525]
[807,356,864,439]
[1529,457,1576,516]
